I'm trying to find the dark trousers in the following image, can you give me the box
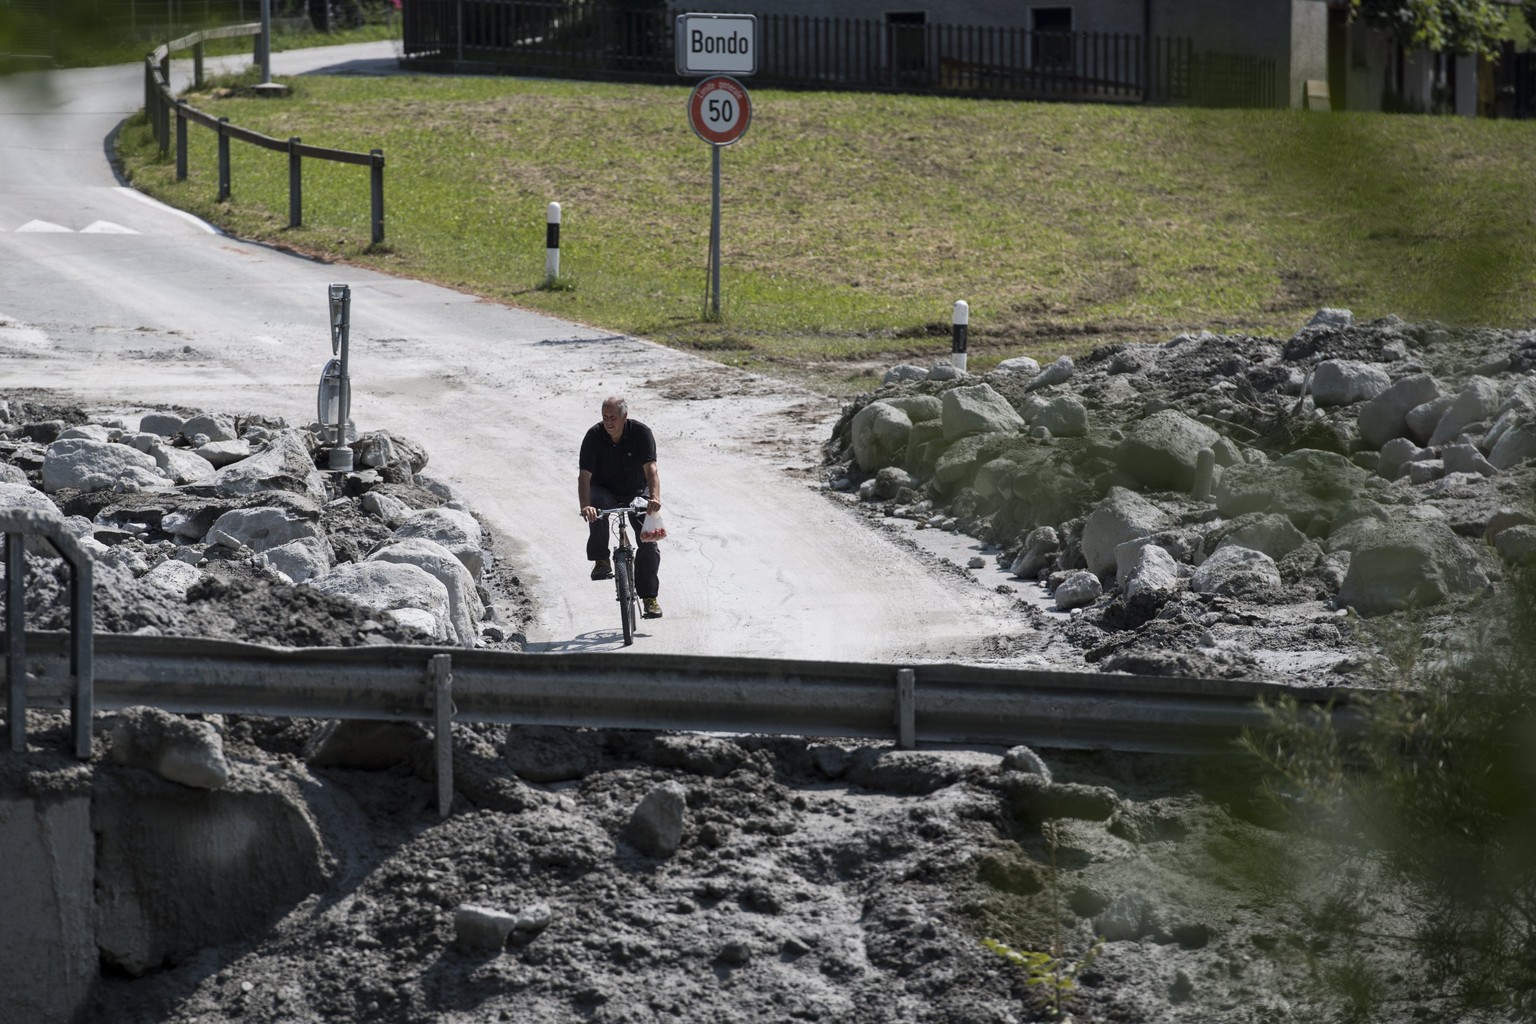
[587,483,660,598]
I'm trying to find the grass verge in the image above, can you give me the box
[115,72,1536,393]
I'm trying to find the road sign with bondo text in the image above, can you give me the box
[688,75,752,146]
[675,13,756,77]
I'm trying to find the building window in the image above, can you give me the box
[1032,6,1072,69]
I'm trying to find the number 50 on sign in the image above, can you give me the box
[687,75,752,146]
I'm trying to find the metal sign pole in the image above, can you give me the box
[323,283,354,472]
[259,0,272,85]
[710,144,722,318]
[688,75,750,320]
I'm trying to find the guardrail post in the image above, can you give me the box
[369,149,385,246]
[430,653,453,819]
[2,513,96,760]
[288,137,302,228]
[194,39,205,89]
[217,117,231,202]
[5,532,24,753]
[176,102,189,181]
[896,667,915,749]
[157,53,171,156]
[143,59,154,136]
[70,559,93,759]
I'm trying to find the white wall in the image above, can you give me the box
[1289,0,1328,109]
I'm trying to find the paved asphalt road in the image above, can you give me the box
[0,43,1025,659]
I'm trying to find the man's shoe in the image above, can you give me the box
[591,559,612,580]
[642,597,663,619]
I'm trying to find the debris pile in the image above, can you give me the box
[829,310,1536,682]
[0,401,522,649]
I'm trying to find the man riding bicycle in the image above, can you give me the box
[578,395,663,619]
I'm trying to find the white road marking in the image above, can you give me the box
[81,220,138,234]
[17,219,71,232]
[114,186,219,234]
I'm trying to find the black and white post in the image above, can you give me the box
[951,300,969,373]
[545,201,561,285]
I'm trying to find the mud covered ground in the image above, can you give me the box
[6,306,1532,1024]
[35,712,1368,1024]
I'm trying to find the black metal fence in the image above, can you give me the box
[401,0,1277,108]
[1507,51,1536,118]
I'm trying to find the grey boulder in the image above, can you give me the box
[940,384,1025,442]
[41,439,168,494]
[1336,514,1489,615]
[393,507,486,581]
[850,401,913,472]
[1311,359,1389,406]
[1357,373,1441,449]
[1081,487,1172,578]
[305,561,453,642]
[1189,545,1282,601]
[1114,410,1220,492]
[368,537,482,647]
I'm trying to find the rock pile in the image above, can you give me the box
[830,310,1536,681]
[0,401,516,649]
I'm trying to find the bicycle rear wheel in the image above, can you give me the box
[614,550,636,646]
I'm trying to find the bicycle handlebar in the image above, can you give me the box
[592,505,645,517]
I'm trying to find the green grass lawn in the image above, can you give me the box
[115,70,1536,393]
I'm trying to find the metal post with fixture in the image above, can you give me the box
[318,283,354,471]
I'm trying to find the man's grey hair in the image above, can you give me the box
[602,395,628,417]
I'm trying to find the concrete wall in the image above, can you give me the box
[0,763,331,1023]
[1150,0,1319,108]
[0,794,96,1024]
[1288,0,1328,109]
[94,774,331,975]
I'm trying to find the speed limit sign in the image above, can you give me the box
[688,74,752,146]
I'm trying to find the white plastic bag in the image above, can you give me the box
[640,511,667,542]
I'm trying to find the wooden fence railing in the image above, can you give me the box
[400,0,1278,108]
[143,23,387,245]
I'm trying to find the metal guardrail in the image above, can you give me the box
[2,507,1368,818]
[1,513,92,759]
[143,23,387,244]
[10,629,1365,751]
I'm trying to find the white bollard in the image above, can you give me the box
[951,300,969,373]
[545,201,561,283]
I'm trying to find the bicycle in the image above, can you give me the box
[592,501,647,646]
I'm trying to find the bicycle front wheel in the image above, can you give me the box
[614,551,636,646]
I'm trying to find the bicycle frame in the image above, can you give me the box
[595,505,644,645]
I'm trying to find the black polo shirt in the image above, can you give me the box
[579,419,656,501]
